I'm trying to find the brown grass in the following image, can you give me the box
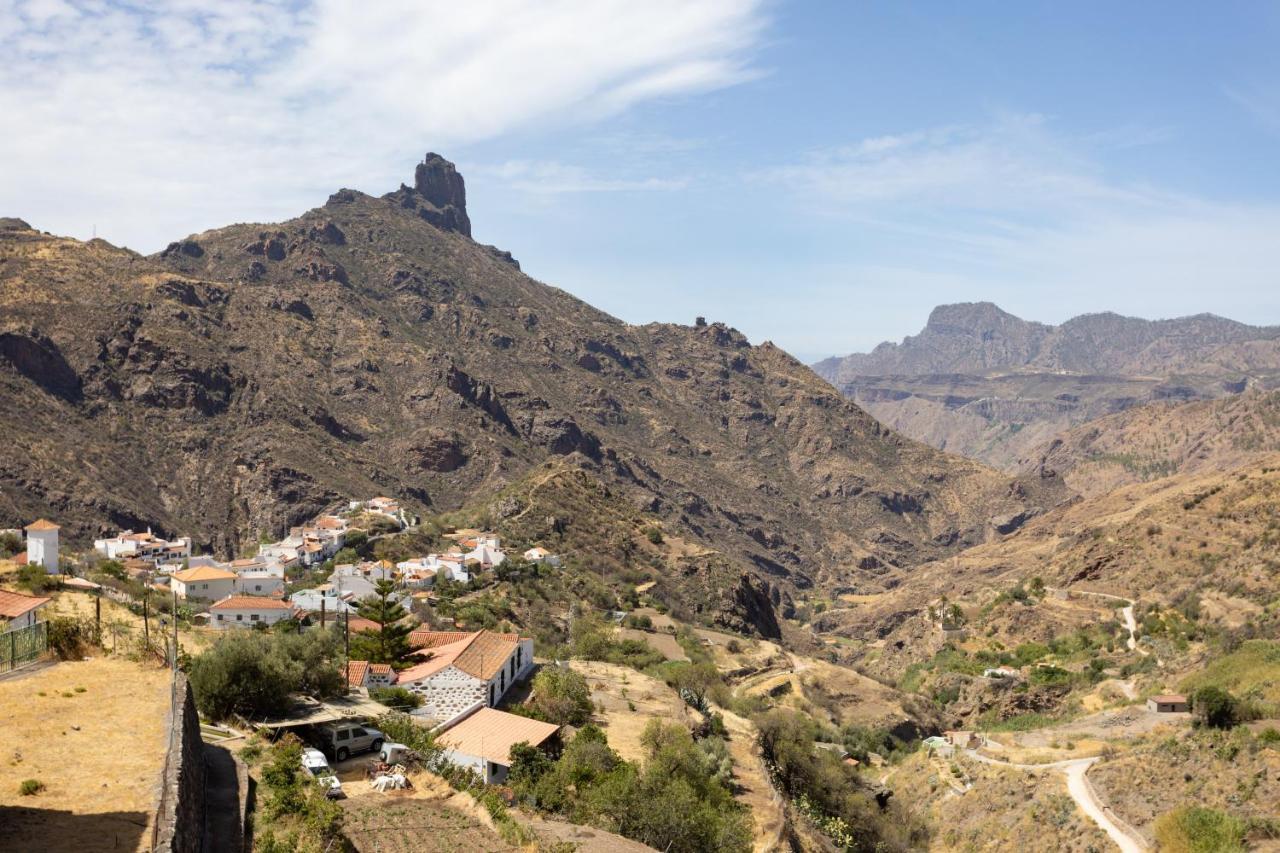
[0,657,171,852]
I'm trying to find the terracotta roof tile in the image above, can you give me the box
[438,708,559,765]
[172,566,236,582]
[210,595,295,610]
[0,589,50,619]
[24,519,59,531]
[346,660,370,687]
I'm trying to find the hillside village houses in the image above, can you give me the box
[94,529,192,564]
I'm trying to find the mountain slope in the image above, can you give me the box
[1019,389,1280,497]
[0,157,1064,632]
[813,302,1280,470]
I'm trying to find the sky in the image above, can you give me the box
[2,2,1279,362]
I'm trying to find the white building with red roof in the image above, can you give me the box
[0,589,50,633]
[24,519,59,574]
[208,595,303,629]
[399,629,534,724]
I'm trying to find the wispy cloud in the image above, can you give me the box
[0,0,767,250]
[758,115,1280,342]
[478,160,687,194]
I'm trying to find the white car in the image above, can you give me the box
[301,747,344,799]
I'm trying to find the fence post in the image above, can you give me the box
[9,631,15,670]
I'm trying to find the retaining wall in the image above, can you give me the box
[152,672,206,852]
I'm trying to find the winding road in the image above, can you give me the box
[963,750,1146,852]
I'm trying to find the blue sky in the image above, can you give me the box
[3,1,1279,361]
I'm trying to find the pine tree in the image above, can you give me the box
[351,579,411,664]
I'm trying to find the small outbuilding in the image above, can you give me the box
[1147,694,1189,713]
[437,707,560,784]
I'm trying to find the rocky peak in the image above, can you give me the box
[0,217,32,231]
[410,152,471,237]
[924,302,1035,336]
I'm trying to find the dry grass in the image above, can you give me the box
[616,626,688,661]
[0,657,171,852]
[569,660,700,764]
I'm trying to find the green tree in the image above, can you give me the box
[16,564,55,594]
[0,531,21,558]
[1191,686,1239,729]
[350,579,411,664]
[189,627,344,721]
[527,666,593,726]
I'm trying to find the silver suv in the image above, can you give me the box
[315,722,385,761]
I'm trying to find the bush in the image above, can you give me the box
[188,626,345,721]
[1153,805,1245,853]
[370,686,423,710]
[0,531,21,558]
[527,666,594,726]
[16,564,56,594]
[45,616,98,660]
[18,779,44,796]
[253,735,346,850]
[1191,686,1240,730]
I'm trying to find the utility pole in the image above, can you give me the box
[321,598,326,629]
[344,613,350,695]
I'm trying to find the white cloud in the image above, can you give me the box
[0,0,766,250]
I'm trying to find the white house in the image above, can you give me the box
[522,547,561,567]
[0,589,50,634]
[289,587,356,616]
[170,566,238,601]
[234,570,285,597]
[208,595,302,629]
[398,629,534,724]
[94,529,192,564]
[437,707,560,784]
[24,519,59,574]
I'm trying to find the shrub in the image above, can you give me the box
[16,564,56,594]
[645,527,664,545]
[45,616,98,660]
[370,686,423,710]
[527,666,594,726]
[1153,805,1245,853]
[18,779,44,796]
[188,626,345,721]
[1190,686,1240,730]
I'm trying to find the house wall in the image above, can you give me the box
[27,530,58,573]
[210,607,294,629]
[404,665,486,722]
[175,577,236,601]
[1,606,43,633]
[234,575,284,596]
[440,748,505,785]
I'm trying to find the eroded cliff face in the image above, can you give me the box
[1,156,1064,633]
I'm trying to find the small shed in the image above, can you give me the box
[1147,694,1189,713]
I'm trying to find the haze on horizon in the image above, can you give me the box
[3,0,1279,362]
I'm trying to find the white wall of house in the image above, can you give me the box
[404,666,486,722]
[1,605,45,634]
[27,530,58,574]
[173,576,236,601]
[441,748,506,784]
[210,606,294,629]
[234,573,285,596]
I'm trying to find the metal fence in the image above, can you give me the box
[2,621,48,672]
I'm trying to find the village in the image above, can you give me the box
[0,498,588,844]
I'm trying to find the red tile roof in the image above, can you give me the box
[210,595,295,610]
[346,660,370,687]
[438,708,559,765]
[0,589,50,619]
[24,519,59,531]
[401,630,521,683]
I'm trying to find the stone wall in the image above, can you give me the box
[152,672,206,853]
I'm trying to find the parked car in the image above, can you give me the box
[301,747,344,799]
[314,721,385,761]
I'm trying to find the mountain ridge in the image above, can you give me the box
[0,155,1066,634]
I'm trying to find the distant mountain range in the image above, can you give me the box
[813,302,1280,470]
[0,157,1065,636]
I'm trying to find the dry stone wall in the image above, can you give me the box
[152,672,205,853]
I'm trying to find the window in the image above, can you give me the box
[500,672,506,691]
[236,614,243,621]
[488,684,495,705]
[353,728,367,737]
[216,614,223,621]
[251,614,259,621]
[336,730,350,741]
